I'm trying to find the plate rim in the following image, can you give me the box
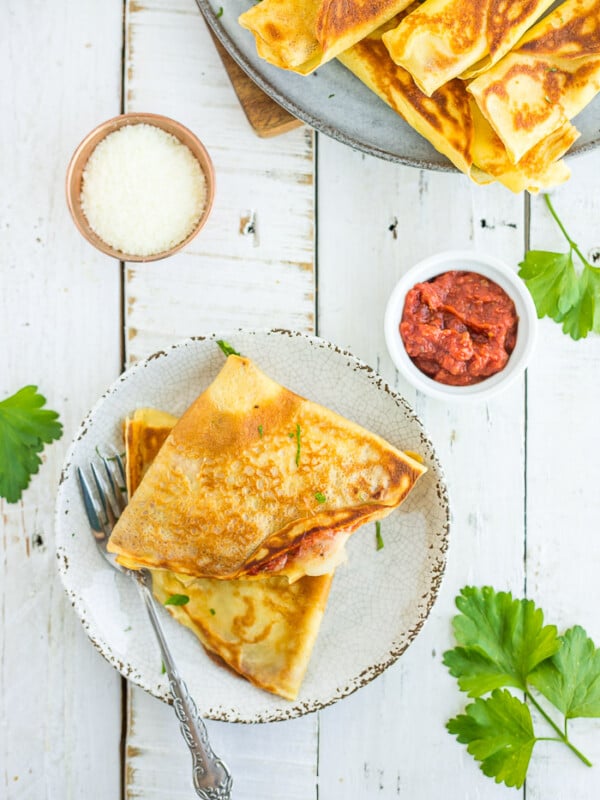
[55,328,450,723]
[195,0,600,170]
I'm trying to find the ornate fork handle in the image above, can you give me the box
[134,570,233,799]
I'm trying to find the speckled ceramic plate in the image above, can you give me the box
[196,0,600,170]
[55,331,449,723]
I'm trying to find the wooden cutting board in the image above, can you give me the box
[209,30,303,138]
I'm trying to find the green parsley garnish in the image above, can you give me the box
[315,492,326,503]
[161,661,166,674]
[294,423,301,466]
[519,194,600,340]
[164,594,190,606]
[216,339,240,357]
[328,93,335,98]
[209,608,216,616]
[216,6,223,17]
[258,425,264,438]
[444,587,597,789]
[375,521,384,550]
[0,385,63,503]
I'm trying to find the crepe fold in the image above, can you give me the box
[238,0,415,74]
[108,354,426,583]
[337,33,577,192]
[468,0,600,164]
[125,407,333,700]
[381,0,555,97]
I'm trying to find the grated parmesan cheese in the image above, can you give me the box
[81,123,207,257]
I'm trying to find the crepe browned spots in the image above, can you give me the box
[124,407,333,700]
[238,0,416,74]
[469,0,600,164]
[108,354,426,583]
[382,0,555,96]
[338,31,577,192]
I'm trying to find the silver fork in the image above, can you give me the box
[78,455,233,800]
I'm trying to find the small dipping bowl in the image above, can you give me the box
[384,250,538,402]
[66,112,215,262]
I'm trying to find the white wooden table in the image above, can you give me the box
[2,1,600,798]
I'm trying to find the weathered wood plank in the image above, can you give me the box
[525,152,600,799]
[316,140,526,799]
[0,1,123,797]
[122,0,317,797]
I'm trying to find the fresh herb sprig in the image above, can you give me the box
[164,593,190,606]
[216,340,241,357]
[0,385,63,503]
[375,520,384,550]
[445,587,600,789]
[519,194,600,340]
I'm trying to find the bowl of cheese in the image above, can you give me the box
[66,112,215,262]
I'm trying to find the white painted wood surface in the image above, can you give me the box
[2,1,600,799]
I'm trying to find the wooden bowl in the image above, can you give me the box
[65,113,215,262]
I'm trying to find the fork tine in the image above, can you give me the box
[102,456,126,514]
[91,461,117,528]
[77,468,105,535]
[114,453,128,502]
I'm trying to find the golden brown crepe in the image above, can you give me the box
[381,0,555,96]
[338,32,577,192]
[469,0,600,164]
[125,407,333,700]
[238,0,415,74]
[109,354,426,582]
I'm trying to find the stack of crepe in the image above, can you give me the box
[239,0,600,191]
[108,354,426,699]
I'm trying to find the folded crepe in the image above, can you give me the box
[338,32,577,192]
[125,407,333,700]
[108,354,426,583]
[469,0,600,164]
[382,0,555,96]
[238,0,415,74]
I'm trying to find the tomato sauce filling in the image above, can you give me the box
[400,271,518,386]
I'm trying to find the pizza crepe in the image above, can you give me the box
[125,407,333,700]
[108,354,426,582]
[238,0,415,75]
[381,0,554,96]
[469,0,600,164]
[338,33,576,192]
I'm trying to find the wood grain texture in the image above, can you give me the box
[123,0,317,797]
[316,142,526,799]
[208,29,302,138]
[0,1,124,798]
[525,153,600,799]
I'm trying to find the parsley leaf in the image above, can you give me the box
[164,594,190,606]
[443,586,560,696]
[0,385,63,503]
[315,492,326,503]
[530,626,600,719]
[375,520,384,550]
[216,340,241,357]
[294,423,301,466]
[445,587,595,788]
[518,194,600,340]
[447,689,536,789]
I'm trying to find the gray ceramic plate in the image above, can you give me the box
[196,0,600,170]
[55,331,449,722]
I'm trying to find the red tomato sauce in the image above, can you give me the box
[400,271,518,386]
